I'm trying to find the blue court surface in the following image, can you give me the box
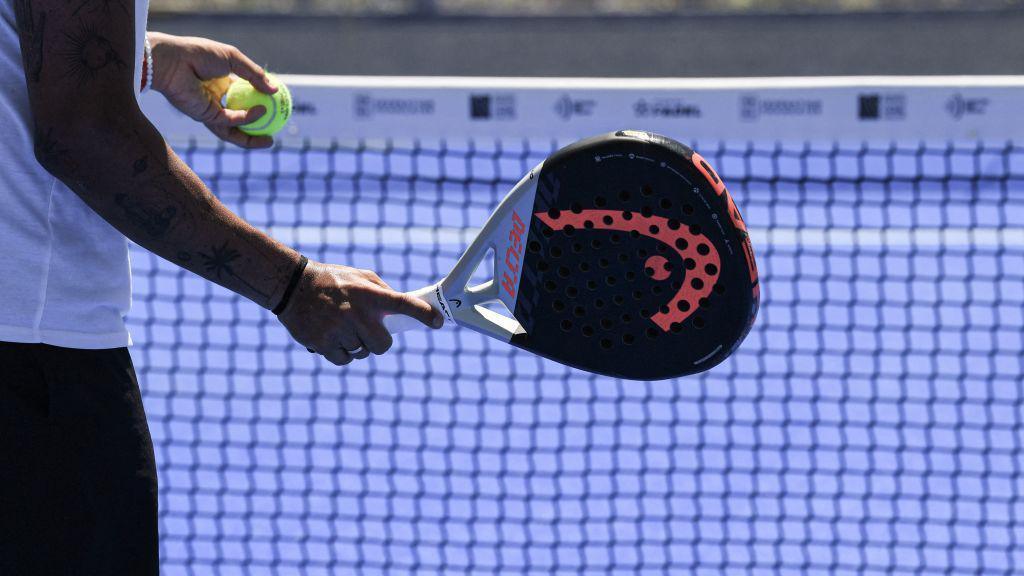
[128,140,1024,575]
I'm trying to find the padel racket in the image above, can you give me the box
[383,130,759,380]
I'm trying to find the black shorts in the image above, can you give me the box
[0,342,158,575]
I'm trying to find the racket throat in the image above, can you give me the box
[453,280,526,341]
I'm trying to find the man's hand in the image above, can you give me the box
[148,32,276,149]
[277,262,445,366]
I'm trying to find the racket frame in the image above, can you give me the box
[382,162,543,342]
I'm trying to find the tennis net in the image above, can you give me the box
[137,76,1024,574]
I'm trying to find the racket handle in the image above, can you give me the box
[383,283,446,334]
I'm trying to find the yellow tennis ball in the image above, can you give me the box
[226,73,292,136]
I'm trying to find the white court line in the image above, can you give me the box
[268,226,1024,248]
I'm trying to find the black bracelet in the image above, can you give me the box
[272,255,308,315]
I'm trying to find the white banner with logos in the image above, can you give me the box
[141,75,1024,145]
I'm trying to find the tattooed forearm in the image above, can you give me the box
[113,192,182,239]
[60,22,126,86]
[198,242,271,300]
[111,139,292,306]
[14,0,45,82]
[34,118,295,307]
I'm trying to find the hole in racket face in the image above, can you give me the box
[508,131,758,380]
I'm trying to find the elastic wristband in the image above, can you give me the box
[272,255,308,315]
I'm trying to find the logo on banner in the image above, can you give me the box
[470,94,517,120]
[945,94,989,120]
[740,95,822,121]
[858,94,906,121]
[354,94,435,119]
[292,100,317,116]
[554,94,596,120]
[633,98,701,118]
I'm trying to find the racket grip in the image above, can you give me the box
[383,283,445,334]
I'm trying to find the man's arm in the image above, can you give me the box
[14,0,295,308]
[12,0,441,364]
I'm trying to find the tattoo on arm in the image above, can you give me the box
[199,242,240,278]
[72,0,129,16]
[60,22,126,86]
[113,153,195,240]
[14,0,46,82]
[198,242,271,300]
[132,155,148,176]
[33,126,78,172]
[113,192,182,239]
[124,148,284,303]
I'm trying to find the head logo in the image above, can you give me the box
[434,286,453,321]
[535,208,719,331]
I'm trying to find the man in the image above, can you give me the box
[0,0,443,573]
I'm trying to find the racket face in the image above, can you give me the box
[507,131,759,380]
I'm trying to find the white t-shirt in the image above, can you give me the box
[0,0,149,348]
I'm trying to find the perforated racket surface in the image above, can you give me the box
[384,131,759,380]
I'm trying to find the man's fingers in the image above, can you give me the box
[319,347,352,366]
[226,46,277,94]
[376,289,444,329]
[211,105,265,128]
[206,105,256,128]
[358,320,393,355]
[339,334,371,359]
[197,76,264,128]
[241,105,267,125]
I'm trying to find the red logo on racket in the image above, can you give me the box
[500,211,527,298]
[535,209,720,331]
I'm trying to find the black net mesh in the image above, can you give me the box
[129,139,1024,574]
